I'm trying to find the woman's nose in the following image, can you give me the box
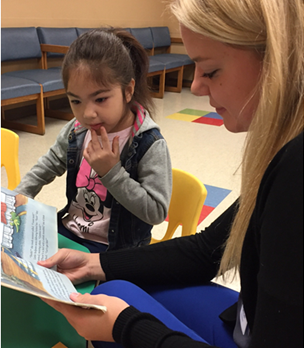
[191,70,210,97]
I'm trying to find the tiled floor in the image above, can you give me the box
[167,108,224,126]
[1,87,245,290]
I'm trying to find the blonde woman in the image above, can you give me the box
[39,0,303,347]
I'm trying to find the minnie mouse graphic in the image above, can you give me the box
[65,158,112,235]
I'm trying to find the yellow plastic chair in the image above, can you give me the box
[151,168,208,244]
[1,128,21,190]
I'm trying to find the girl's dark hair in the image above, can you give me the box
[62,27,155,116]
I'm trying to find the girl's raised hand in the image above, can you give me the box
[84,127,120,177]
[38,249,106,284]
[41,293,129,342]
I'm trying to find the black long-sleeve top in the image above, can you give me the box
[100,132,303,347]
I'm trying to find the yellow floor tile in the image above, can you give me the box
[166,112,201,122]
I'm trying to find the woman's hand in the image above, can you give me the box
[41,293,129,342]
[38,248,105,284]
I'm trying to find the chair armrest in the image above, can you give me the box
[40,43,69,54]
[171,37,183,44]
[40,44,69,69]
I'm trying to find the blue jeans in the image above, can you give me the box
[90,280,238,348]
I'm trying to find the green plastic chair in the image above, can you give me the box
[1,235,95,348]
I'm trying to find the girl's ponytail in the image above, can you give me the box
[111,28,155,117]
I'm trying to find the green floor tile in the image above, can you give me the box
[179,109,209,117]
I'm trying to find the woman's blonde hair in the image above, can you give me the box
[171,0,304,276]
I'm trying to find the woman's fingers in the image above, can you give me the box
[38,248,70,268]
[41,293,129,342]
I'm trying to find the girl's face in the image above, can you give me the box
[181,26,263,132]
[66,67,135,134]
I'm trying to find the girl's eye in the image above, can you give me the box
[96,97,107,103]
[202,70,218,79]
[70,100,81,105]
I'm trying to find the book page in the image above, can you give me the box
[1,187,107,312]
[1,247,106,312]
[1,187,58,264]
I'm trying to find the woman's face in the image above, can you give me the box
[181,25,262,132]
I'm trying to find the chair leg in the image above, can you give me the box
[158,70,165,98]
[148,70,165,99]
[165,66,184,93]
[1,87,46,135]
[43,91,74,121]
[1,107,6,121]
[150,70,165,99]
[36,86,45,135]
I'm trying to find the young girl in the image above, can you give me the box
[16,28,172,252]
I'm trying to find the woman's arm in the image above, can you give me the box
[247,133,303,347]
[39,201,237,347]
[41,293,129,342]
[40,199,236,286]
[114,306,214,348]
[42,293,215,347]
[100,200,238,287]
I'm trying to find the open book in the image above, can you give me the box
[1,187,106,312]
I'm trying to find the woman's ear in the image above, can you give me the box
[125,78,135,103]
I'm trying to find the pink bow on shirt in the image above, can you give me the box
[76,158,107,201]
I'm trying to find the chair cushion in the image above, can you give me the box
[76,28,94,36]
[1,74,41,100]
[168,53,193,66]
[148,57,165,73]
[1,27,41,62]
[150,54,185,70]
[150,27,171,48]
[5,69,64,93]
[37,27,78,57]
[130,28,154,50]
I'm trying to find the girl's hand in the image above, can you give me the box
[41,293,129,342]
[38,249,105,284]
[84,127,120,177]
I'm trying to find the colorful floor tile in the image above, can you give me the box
[165,184,231,224]
[198,184,231,224]
[167,108,224,126]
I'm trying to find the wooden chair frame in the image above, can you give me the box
[153,36,194,94]
[147,69,166,99]
[1,44,73,135]
[1,85,45,135]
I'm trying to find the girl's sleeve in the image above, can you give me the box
[15,118,75,198]
[101,138,172,224]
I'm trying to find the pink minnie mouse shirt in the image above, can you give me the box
[62,126,132,245]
